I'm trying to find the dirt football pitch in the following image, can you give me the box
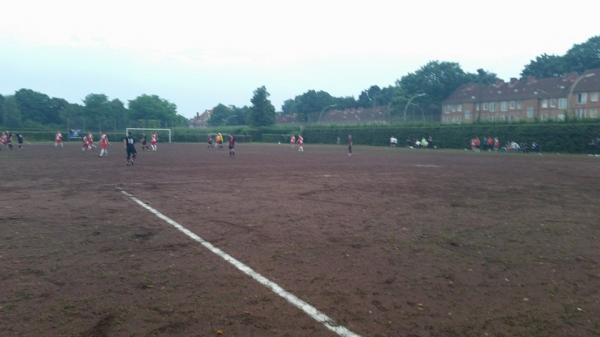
[1,142,599,337]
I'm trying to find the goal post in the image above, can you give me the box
[125,128,172,143]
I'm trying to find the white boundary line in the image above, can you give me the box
[120,189,363,337]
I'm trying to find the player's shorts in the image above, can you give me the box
[126,146,137,159]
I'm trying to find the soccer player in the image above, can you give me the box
[16,133,24,149]
[208,135,214,150]
[216,132,223,149]
[228,134,236,157]
[297,134,304,152]
[88,132,96,149]
[347,134,353,157]
[290,134,296,148]
[0,132,7,150]
[124,132,137,166]
[140,134,149,151]
[55,130,64,148]
[6,132,13,150]
[99,133,109,157]
[150,132,158,151]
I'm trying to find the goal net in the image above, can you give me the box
[125,128,172,143]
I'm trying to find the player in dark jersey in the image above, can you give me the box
[347,134,352,157]
[228,134,236,157]
[16,133,24,149]
[123,132,137,166]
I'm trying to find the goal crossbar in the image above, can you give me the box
[125,128,172,143]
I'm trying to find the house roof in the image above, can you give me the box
[443,68,600,104]
[572,68,600,92]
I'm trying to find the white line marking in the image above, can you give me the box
[120,189,363,337]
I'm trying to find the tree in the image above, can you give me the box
[470,68,499,84]
[207,103,232,126]
[129,94,180,127]
[281,99,296,114]
[0,94,4,126]
[249,86,275,126]
[398,61,471,121]
[83,94,111,131]
[110,99,129,130]
[563,36,600,73]
[2,96,22,128]
[14,89,60,125]
[521,54,565,78]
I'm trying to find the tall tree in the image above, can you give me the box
[521,54,565,78]
[207,103,232,126]
[129,94,179,127]
[563,36,600,73]
[398,61,471,120]
[14,89,60,125]
[83,94,111,131]
[0,94,5,126]
[470,68,499,84]
[2,96,22,128]
[249,86,275,126]
[110,99,129,130]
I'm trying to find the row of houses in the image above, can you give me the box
[442,69,600,124]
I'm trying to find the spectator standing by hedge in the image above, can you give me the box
[347,134,353,157]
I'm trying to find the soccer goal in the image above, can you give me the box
[125,128,172,143]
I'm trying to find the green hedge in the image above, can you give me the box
[6,123,600,152]
[299,123,600,153]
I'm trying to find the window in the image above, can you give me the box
[476,103,480,111]
[500,101,508,112]
[576,108,585,119]
[541,99,548,108]
[527,106,535,119]
[588,108,599,119]
[558,98,567,109]
[489,102,496,112]
[464,111,471,120]
[591,92,599,102]
[549,99,557,108]
[457,104,462,112]
[578,92,588,104]
[509,101,516,110]
[516,101,522,109]
[483,103,489,111]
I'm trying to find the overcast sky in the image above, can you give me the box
[1,0,598,118]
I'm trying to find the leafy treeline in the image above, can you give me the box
[207,86,276,127]
[206,35,600,126]
[521,36,600,78]
[0,89,187,131]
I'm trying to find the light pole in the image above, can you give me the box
[403,93,426,122]
[567,72,595,119]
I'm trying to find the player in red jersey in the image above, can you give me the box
[99,133,110,157]
[290,134,296,148]
[54,130,64,148]
[150,132,158,151]
[82,134,90,151]
[297,135,304,152]
[88,132,96,149]
[0,131,8,151]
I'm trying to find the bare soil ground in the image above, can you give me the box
[1,142,599,337]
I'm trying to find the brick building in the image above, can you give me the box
[442,69,600,124]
